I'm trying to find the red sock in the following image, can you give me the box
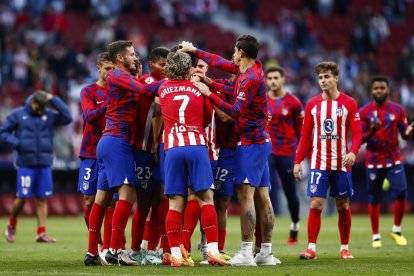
[102,207,114,250]
[158,198,170,253]
[181,200,200,252]
[200,204,218,243]
[166,209,182,248]
[368,203,380,234]
[218,228,226,252]
[88,203,106,255]
[148,209,162,251]
[255,223,262,248]
[394,198,406,227]
[152,198,169,250]
[110,200,133,251]
[9,217,17,226]
[308,208,322,244]
[142,220,151,247]
[338,208,352,245]
[130,206,150,251]
[83,205,90,229]
[37,226,46,235]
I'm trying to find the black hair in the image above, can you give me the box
[235,35,259,59]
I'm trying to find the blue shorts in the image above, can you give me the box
[214,147,237,196]
[366,164,407,203]
[235,142,271,188]
[17,167,53,199]
[78,158,99,195]
[153,143,165,184]
[96,136,136,190]
[307,169,353,198]
[133,148,159,192]
[164,145,214,196]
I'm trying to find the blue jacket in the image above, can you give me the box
[0,95,72,167]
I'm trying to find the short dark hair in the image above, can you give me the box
[106,40,133,63]
[371,75,389,86]
[314,61,339,76]
[236,35,259,59]
[96,52,111,66]
[148,47,170,62]
[32,91,48,108]
[171,45,199,67]
[265,65,285,78]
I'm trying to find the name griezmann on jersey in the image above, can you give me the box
[160,86,201,98]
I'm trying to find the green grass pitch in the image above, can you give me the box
[1,215,413,275]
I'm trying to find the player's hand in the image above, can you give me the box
[190,75,201,83]
[342,152,356,168]
[405,122,414,137]
[370,118,381,132]
[193,82,212,96]
[152,141,159,164]
[293,164,303,180]
[193,73,212,86]
[179,41,197,53]
[268,112,272,122]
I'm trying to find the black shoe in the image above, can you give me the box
[84,253,102,266]
[105,249,138,266]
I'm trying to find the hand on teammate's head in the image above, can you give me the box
[179,41,197,53]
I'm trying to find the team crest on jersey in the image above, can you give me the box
[83,181,89,190]
[323,118,334,133]
[389,114,395,121]
[41,115,47,120]
[237,92,246,101]
[282,108,288,116]
[145,77,154,84]
[336,107,343,117]
[310,184,317,194]
[141,180,148,189]
[369,173,376,181]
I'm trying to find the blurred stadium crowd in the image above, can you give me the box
[0,0,414,168]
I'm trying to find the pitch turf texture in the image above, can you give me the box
[1,215,413,275]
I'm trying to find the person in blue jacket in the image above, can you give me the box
[0,91,72,243]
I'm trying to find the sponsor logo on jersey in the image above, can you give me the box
[389,114,395,121]
[41,115,47,120]
[237,92,246,101]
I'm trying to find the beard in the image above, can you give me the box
[373,93,388,104]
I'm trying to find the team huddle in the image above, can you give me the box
[2,33,412,267]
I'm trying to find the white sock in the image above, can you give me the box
[340,244,349,251]
[260,243,272,256]
[170,246,182,259]
[308,243,316,251]
[140,240,148,251]
[373,233,381,240]
[207,242,219,254]
[392,225,401,233]
[241,242,253,256]
[290,222,300,231]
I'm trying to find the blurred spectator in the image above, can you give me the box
[245,0,259,27]
[318,0,333,16]
[333,0,350,15]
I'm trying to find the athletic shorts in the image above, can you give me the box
[133,148,159,192]
[78,158,99,195]
[235,141,271,188]
[96,136,136,190]
[152,143,165,184]
[214,147,237,196]
[17,167,53,199]
[366,164,407,201]
[164,145,214,196]
[307,169,353,198]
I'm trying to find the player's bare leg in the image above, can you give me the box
[300,197,324,260]
[253,187,279,265]
[5,197,26,242]
[229,184,257,266]
[335,197,353,259]
[35,198,55,242]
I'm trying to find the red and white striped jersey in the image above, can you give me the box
[204,102,219,160]
[159,80,209,150]
[294,92,362,171]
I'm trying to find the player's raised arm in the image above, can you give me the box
[180,41,238,74]
[107,69,163,96]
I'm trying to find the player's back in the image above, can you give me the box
[159,80,207,150]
